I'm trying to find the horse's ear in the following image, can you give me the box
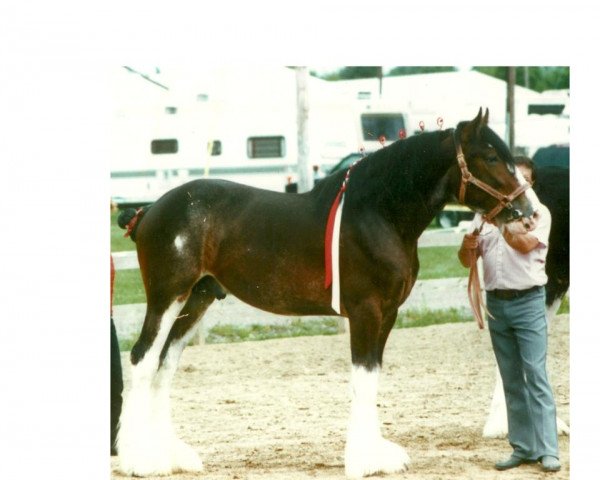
[482,108,489,126]
[461,108,487,141]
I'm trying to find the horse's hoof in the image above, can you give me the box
[345,437,410,478]
[171,438,204,473]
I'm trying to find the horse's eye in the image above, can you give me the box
[486,154,498,163]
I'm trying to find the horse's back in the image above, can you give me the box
[134,178,334,315]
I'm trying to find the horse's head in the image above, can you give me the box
[454,108,536,230]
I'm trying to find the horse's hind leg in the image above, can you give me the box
[153,277,224,473]
[117,278,219,476]
[117,295,185,476]
[344,304,410,478]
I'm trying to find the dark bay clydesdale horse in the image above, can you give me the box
[116,109,539,478]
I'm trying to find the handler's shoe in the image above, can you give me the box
[494,455,536,471]
[541,456,561,472]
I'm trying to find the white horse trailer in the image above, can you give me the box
[110,67,362,206]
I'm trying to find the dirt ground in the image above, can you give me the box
[111,315,570,480]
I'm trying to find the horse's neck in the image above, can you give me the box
[367,134,457,238]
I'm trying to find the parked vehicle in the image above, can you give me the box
[532,144,569,169]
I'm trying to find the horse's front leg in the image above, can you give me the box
[344,303,410,478]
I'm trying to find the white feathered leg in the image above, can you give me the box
[482,367,509,438]
[344,366,410,478]
[117,300,185,476]
[156,326,204,473]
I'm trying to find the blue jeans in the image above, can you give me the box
[486,286,559,460]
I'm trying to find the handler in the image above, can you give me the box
[111,254,123,455]
[458,157,560,473]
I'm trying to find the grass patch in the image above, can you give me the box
[113,269,145,306]
[557,294,570,314]
[417,246,467,280]
[111,210,137,252]
[395,307,473,329]
[118,337,137,352]
[206,317,340,344]
[203,308,474,345]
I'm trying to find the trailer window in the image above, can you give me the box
[208,140,222,156]
[151,139,178,154]
[361,113,406,141]
[247,136,285,158]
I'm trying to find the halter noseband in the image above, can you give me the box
[453,129,530,222]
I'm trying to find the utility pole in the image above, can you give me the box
[296,67,313,193]
[506,66,516,152]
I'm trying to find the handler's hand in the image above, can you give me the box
[505,220,530,236]
[461,233,479,250]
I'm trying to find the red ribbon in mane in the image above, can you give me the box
[324,156,364,289]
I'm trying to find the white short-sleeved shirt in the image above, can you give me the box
[471,204,552,290]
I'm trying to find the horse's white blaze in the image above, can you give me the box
[174,234,186,253]
[345,366,410,478]
[117,299,205,476]
[514,167,541,209]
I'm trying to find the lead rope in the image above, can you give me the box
[466,220,493,329]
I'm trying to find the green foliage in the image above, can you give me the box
[472,66,569,92]
[315,66,569,93]
[387,66,456,76]
[320,66,383,80]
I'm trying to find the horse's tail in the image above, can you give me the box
[117,205,151,242]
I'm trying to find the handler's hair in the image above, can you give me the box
[513,155,537,184]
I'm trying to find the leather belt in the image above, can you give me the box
[486,285,542,300]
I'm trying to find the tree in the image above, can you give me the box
[314,66,569,93]
[387,66,456,76]
[318,66,383,81]
[473,67,569,92]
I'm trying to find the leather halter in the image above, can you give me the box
[453,130,530,222]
